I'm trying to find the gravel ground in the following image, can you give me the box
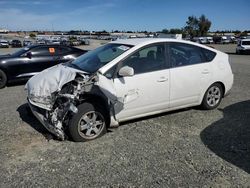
[0,43,250,187]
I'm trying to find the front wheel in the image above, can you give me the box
[201,83,223,110]
[68,102,107,142]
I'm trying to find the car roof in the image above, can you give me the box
[110,38,217,52]
[110,38,176,46]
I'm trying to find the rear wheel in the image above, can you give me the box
[68,102,107,142]
[201,83,223,110]
[0,69,7,89]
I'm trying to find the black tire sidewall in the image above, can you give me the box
[68,102,107,142]
[0,69,7,89]
[201,83,223,110]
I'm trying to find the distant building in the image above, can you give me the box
[0,28,9,34]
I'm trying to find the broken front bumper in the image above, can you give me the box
[28,99,65,140]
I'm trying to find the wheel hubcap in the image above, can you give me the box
[78,111,105,139]
[206,86,221,107]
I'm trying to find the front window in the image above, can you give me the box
[121,43,166,74]
[71,43,132,73]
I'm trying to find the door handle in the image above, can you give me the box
[157,77,168,82]
[202,69,210,74]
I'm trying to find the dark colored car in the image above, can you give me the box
[0,44,87,88]
[11,40,22,47]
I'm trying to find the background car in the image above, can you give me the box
[0,39,9,48]
[23,40,33,46]
[10,39,22,47]
[236,39,250,54]
[0,44,87,88]
[26,38,234,142]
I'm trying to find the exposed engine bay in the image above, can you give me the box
[25,64,120,140]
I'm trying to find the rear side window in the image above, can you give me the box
[202,48,216,62]
[169,43,206,67]
[242,41,250,45]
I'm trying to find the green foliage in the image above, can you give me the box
[184,15,211,38]
[161,28,184,34]
[29,33,36,38]
[198,14,211,36]
[184,16,199,38]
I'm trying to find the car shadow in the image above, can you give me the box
[17,102,191,142]
[120,107,191,126]
[17,103,56,140]
[200,100,250,173]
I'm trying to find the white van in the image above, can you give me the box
[236,39,250,54]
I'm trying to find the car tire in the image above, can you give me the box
[68,102,107,142]
[201,83,223,110]
[0,69,7,89]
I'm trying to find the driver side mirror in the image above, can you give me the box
[118,66,134,77]
[26,52,32,59]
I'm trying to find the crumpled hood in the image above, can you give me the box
[25,64,88,109]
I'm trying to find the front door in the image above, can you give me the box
[112,43,170,121]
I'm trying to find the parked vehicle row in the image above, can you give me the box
[191,36,237,44]
[0,38,91,48]
[0,39,33,48]
[35,38,90,47]
[0,44,87,88]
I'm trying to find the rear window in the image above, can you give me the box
[242,41,250,45]
[202,48,216,62]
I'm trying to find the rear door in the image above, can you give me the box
[168,42,212,108]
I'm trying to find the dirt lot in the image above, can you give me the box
[0,43,250,187]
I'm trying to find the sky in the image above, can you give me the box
[0,0,249,32]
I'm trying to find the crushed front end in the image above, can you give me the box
[25,64,97,140]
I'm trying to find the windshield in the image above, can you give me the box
[71,43,133,73]
[242,41,250,45]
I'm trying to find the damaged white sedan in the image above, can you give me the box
[26,38,234,142]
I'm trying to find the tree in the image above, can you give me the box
[198,14,211,36]
[184,15,212,38]
[162,29,170,34]
[169,28,183,34]
[29,33,36,38]
[184,16,199,38]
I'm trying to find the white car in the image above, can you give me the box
[0,39,9,48]
[236,39,250,54]
[26,38,234,142]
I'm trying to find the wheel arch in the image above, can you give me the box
[79,93,111,127]
[200,81,226,105]
[213,81,225,97]
[0,66,9,79]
